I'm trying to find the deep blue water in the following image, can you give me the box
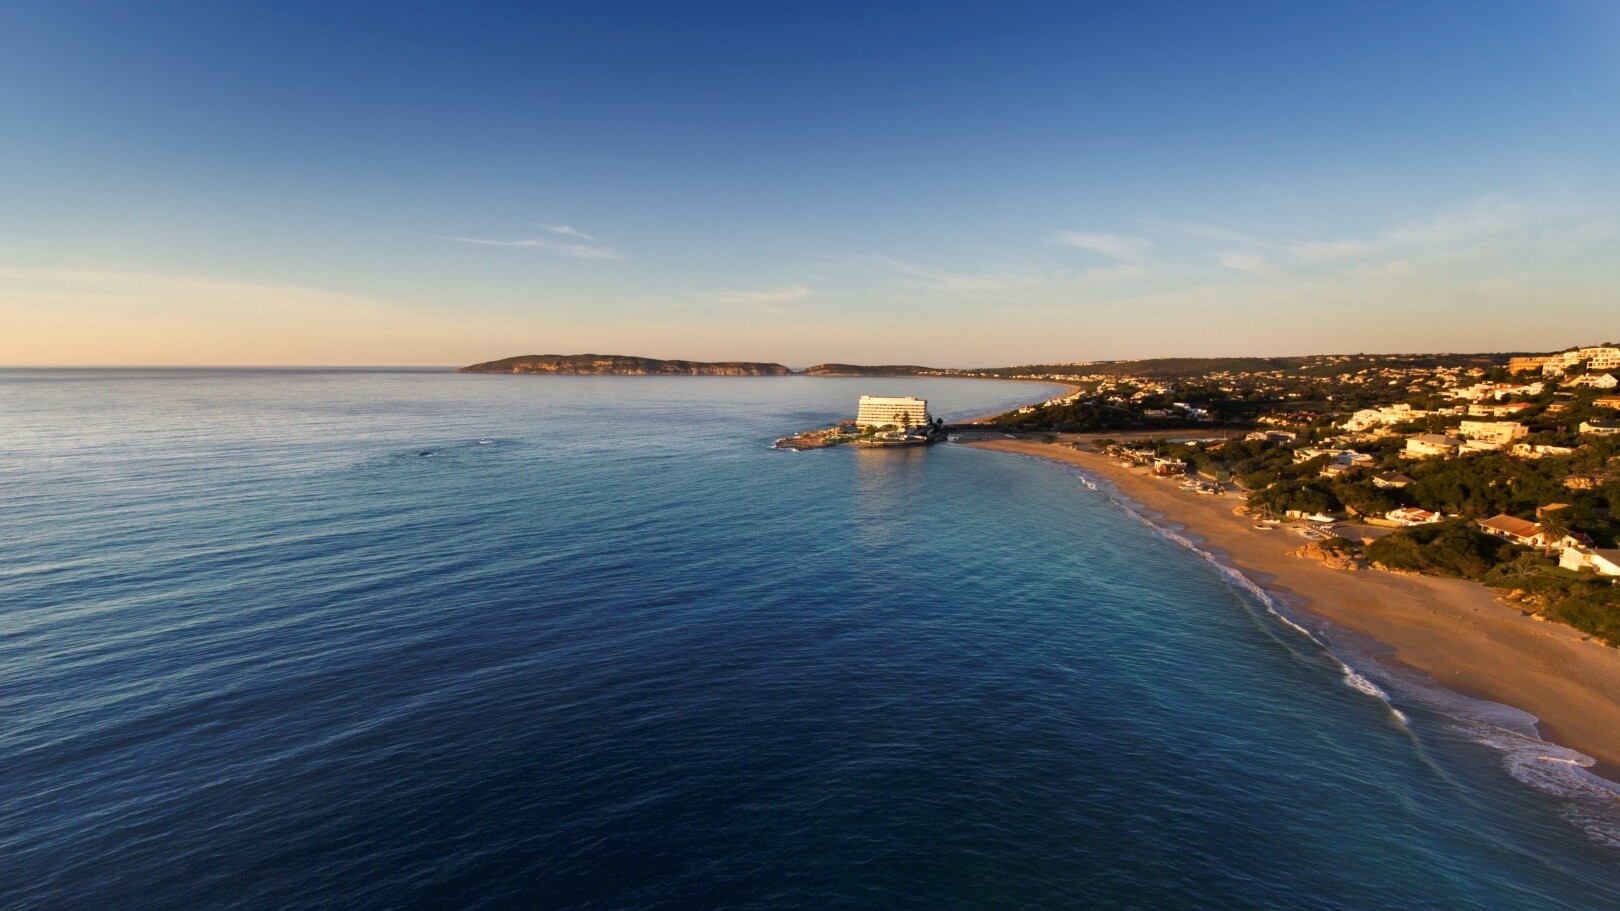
[4,369,1620,910]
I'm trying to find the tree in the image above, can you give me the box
[1537,509,1573,551]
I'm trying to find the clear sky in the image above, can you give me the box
[3,0,1618,366]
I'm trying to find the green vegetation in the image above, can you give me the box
[1363,525,1620,644]
[1077,347,1620,645]
[1364,521,1509,578]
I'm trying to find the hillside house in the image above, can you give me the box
[1404,433,1462,459]
[1371,471,1416,489]
[1386,507,1442,526]
[1560,546,1620,576]
[1457,420,1529,445]
[1477,514,1589,549]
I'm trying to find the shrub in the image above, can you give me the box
[1364,521,1505,578]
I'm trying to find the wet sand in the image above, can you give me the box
[969,436,1620,779]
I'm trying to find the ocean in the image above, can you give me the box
[3,369,1619,910]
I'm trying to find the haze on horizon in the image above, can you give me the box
[3,1,1618,368]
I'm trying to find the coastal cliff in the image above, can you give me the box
[457,354,793,376]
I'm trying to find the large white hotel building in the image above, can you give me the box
[856,395,930,429]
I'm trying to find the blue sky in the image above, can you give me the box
[3,0,1617,365]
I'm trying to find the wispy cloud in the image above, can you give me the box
[537,224,596,241]
[703,285,812,304]
[1218,252,1279,277]
[1289,239,1375,264]
[1384,197,1519,247]
[868,255,1048,295]
[444,234,625,260]
[1049,232,1151,261]
[1142,220,1264,245]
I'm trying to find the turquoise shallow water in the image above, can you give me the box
[3,369,1619,910]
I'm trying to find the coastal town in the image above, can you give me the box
[970,344,1620,647]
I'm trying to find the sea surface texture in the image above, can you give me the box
[4,369,1619,910]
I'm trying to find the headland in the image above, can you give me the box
[456,354,793,375]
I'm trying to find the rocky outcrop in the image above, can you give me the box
[457,354,793,376]
[1291,542,1365,571]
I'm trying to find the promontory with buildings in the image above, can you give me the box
[775,395,944,450]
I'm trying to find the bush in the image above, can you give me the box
[1545,590,1620,646]
[1364,521,1506,578]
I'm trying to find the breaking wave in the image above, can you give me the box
[1023,451,1620,847]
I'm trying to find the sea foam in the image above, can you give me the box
[1022,450,1620,845]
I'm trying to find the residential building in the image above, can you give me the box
[1476,514,1544,547]
[1477,514,1587,549]
[1561,546,1620,576]
[1341,404,1421,432]
[1448,381,1542,402]
[1404,433,1462,459]
[1547,347,1620,372]
[1583,347,1620,370]
[1457,420,1529,445]
[1508,356,1552,373]
[1152,457,1188,477]
[1595,395,1620,410]
[1371,471,1416,489]
[1566,373,1619,390]
[856,395,930,429]
[1386,507,1442,526]
[1580,420,1620,436]
[1509,443,1576,459]
[1466,401,1532,418]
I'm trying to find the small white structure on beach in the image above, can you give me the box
[856,395,930,429]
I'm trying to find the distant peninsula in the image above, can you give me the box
[801,363,941,376]
[457,354,793,376]
[456,353,971,377]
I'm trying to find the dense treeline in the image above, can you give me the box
[1155,436,1620,544]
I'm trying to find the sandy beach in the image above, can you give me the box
[968,436,1620,779]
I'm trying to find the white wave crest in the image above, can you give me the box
[1017,449,1620,848]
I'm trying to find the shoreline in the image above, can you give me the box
[957,381,1083,424]
[964,436,1620,785]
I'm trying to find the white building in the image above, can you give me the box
[1466,401,1532,418]
[1510,443,1576,459]
[1580,347,1620,370]
[1566,373,1618,390]
[1457,420,1529,445]
[1386,507,1442,526]
[1341,404,1424,432]
[1404,433,1463,459]
[856,395,930,429]
[1561,546,1620,576]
